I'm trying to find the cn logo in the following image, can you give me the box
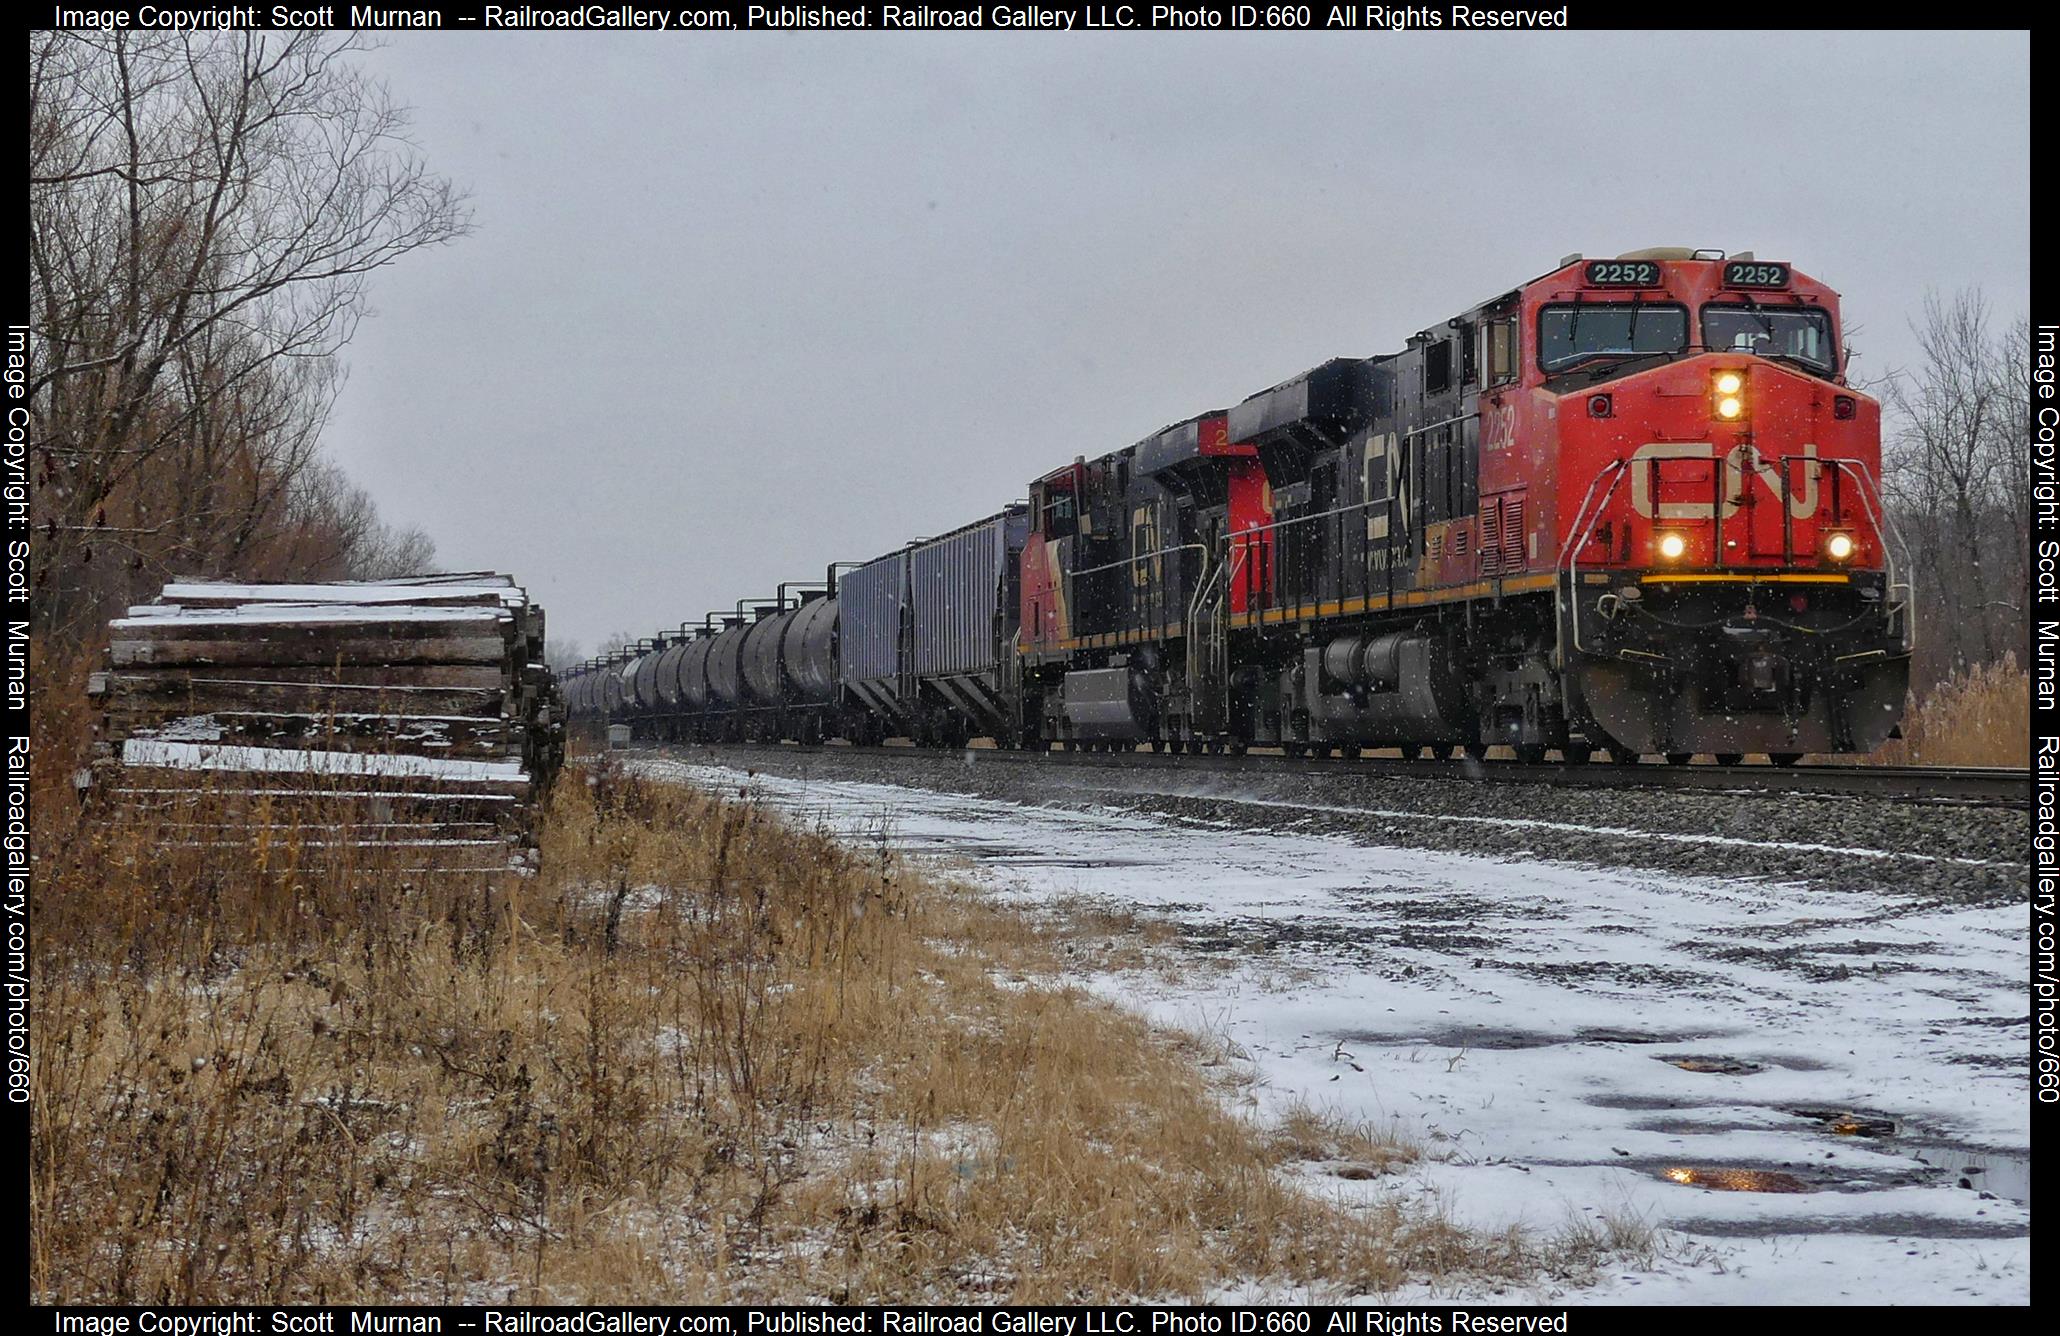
[1627,441,1819,520]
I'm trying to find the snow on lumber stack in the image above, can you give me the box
[88,574,564,874]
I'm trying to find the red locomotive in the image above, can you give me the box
[572,247,1912,767]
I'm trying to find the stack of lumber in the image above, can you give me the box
[87,573,563,875]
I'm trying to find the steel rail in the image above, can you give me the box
[648,740,2031,808]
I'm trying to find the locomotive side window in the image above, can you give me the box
[1460,325,1478,388]
[1537,303,1687,372]
[1425,338,1454,395]
[1041,490,1076,539]
[1701,305,1836,375]
[1483,315,1519,386]
[1131,505,1157,590]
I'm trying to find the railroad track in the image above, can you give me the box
[655,741,2029,807]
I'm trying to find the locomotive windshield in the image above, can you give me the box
[1537,303,1688,372]
[1701,304,1836,375]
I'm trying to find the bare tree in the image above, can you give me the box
[1880,288,2028,684]
[543,638,588,678]
[29,31,468,639]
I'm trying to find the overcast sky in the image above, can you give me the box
[320,31,2031,653]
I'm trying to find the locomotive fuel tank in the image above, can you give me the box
[1062,666,1158,740]
[1304,634,1472,744]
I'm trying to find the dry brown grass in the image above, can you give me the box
[1863,657,2030,767]
[32,711,1634,1303]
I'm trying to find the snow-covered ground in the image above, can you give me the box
[640,758,2031,1304]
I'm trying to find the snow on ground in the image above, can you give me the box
[638,757,2030,1305]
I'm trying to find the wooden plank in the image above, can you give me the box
[142,820,506,838]
[110,635,513,669]
[91,674,508,717]
[106,789,524,828]
[99,761,531,801]
[94,576,553,869]
[101,664,514,689]
[104,710,521,759]
[158,584,512,609]
[111,612,509,643]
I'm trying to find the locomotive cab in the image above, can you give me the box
[1532,250,1912,760]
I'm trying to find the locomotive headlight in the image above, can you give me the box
[1656,531,1688,561]
[1824,532,1855,562]
[1712,370,1747,421]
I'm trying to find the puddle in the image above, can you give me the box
[1670,1214,2030,1240]
[1632,1115,1772,1135]
[892,838,1155,870]
[1660,1166,1812,1193]
[1666,1056,1766,1075]
[1336,1026,1703,1051]
[1786,1106,1897,1138]
[1910,1146,2031,1206]
[982,855,1151,869]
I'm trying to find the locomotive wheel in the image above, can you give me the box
[1311,744,1333,759]
[1228,740,1248,756]
[1463,743,1489,761]
[1514,744,1547,765]
[1608,746,1639,765]
[1284,742,1307,758]
[1561,746,1591,765]
[1339,744,1362,760]
[1714,753,1745,767]
[1769,752,1804,767]
[1664,752,1693,766]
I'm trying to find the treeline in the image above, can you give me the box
[1877,290,2030,690]
[27,32,468,648]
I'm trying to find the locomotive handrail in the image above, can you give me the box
[1405,412,1473,440]
[1062,542,1209,581]
[1560,459,1630,661]
[1234,496,1384,537]
[1806,455,1915,655]
[1182,547,1227,724]
[1560,453,1915,663]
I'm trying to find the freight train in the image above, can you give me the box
[566,248,1913,766]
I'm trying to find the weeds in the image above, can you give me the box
[33,713,1632,1301]
[1866,657,2030,767]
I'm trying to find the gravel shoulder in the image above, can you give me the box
[662,743,2027,905]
